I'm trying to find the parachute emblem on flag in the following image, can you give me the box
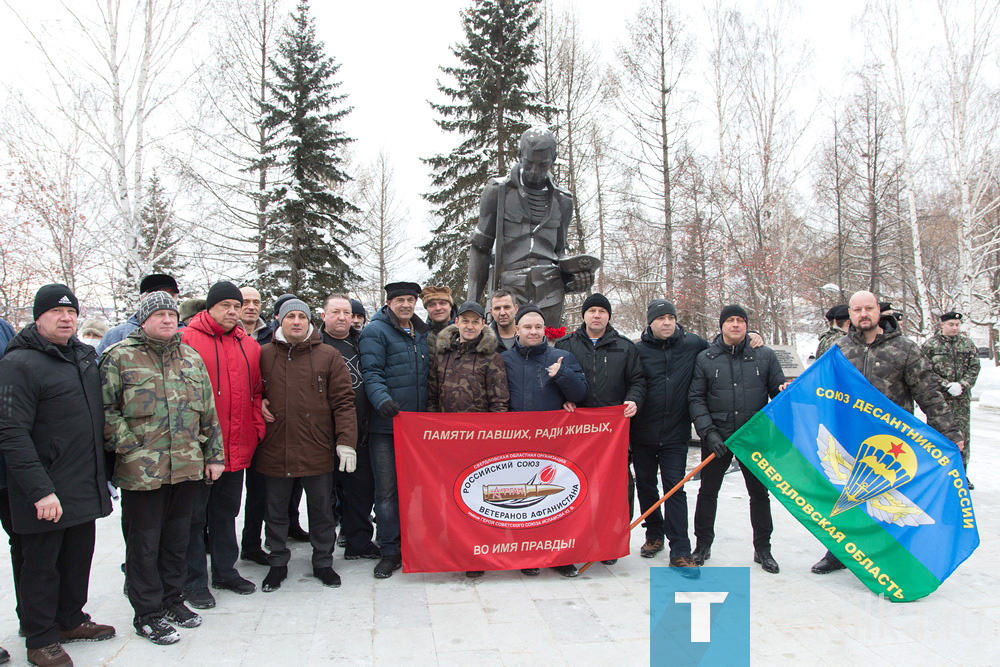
[816,424,934,527]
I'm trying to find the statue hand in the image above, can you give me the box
[566,270,594,294]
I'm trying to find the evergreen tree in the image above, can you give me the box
[422,0,550,294]
[260,0,356,305]
[138,171,186,279]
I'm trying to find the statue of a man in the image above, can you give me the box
[467,127,594,326]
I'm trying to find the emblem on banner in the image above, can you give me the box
[454,452,588,529]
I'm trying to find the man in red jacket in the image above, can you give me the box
[181,281,265,608]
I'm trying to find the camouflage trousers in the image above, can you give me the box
[946,396,971,470]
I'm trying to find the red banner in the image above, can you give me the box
[395,406,630,572]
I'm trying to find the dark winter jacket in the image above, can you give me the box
[182,310,265,471]
[554,324,645,409]
[321,327,370,446]
[632,324,710,445]
[836,318,960,441]
[97,314,140,355]
[359,307,430,434]
[490,321,518,351]
[428,325,509,413]
[0,317,15,358]
[501,339,589,412]
[425,315,454,361]
[257,327,357,477]
[0,325,112,533]
[689,335,785,440]
[256,320,277,346]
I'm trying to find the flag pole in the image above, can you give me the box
[578,453,717,574]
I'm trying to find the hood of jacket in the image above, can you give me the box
[846,315,901,347]
[273,324,319,353]
[708,333,749,359]
[512,337,551,359]
[187,309,247,341]
[436,324,499,357]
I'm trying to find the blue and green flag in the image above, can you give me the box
[727,346,979,602]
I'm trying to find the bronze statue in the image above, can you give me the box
[467,127,597,326]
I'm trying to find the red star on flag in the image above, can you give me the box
[888,442,905,458]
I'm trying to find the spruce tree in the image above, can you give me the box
[422,0,549,295]
[260,0,356,305]
[138,171,186,279]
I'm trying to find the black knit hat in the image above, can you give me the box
[350,299,367,318]
[719,304,748,329]
[940,311,962,322]
[581,293,612,317]
[206,281,243,310]
[272,294,297,318]
[647,299,677,324]
[515,304,544,324]
[384,282,421,301]
[139,273,178,295]
[33,284,79,321]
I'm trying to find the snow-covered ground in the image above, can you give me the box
[0,410,994,665]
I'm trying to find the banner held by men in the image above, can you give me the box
[395,406,630,573]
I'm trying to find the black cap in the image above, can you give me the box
[206,281,243,311]
[581,293,612,317]
[719,304,748,329]
[647,299,676,324]
[350,298,367,318]
[384,282,421,301]
[33,284,79,321]
[515,304,544,324]
[826,304,849,321]
[941,311,962,322]
[879,302,892,313]
[456,301,485,319]
[272,294,297,318]
[139,273,178,295]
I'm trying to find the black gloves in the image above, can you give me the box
[705,431,728,458]
[378,400,400,419]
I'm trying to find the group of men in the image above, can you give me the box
[0,270,979,666]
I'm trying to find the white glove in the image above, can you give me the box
[336,445,357,473]
[946,382,963,397]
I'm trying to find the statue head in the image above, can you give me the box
[518,127,557,189]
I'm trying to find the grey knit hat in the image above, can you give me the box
[137,291,179,324]
[278,298,311,322]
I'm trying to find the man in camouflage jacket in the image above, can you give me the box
[101,292,224,644]
[812,291,962,576]
[815,304,849,358]
[922,311,980,472]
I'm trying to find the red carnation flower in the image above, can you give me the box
[545,326,567,341]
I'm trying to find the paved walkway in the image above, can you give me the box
[0,406,995,665]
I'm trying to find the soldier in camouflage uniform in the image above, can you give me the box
[101,292,224,645]
[922,311,980,476]
[812,291,962,575]
[815,304,849,358]
[428,301,509,578]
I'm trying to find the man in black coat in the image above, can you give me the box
[631,300,707,576]
[0,285,115,667]
[555,293,644,566]
[688,305,786,574]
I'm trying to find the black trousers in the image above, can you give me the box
[122,482,199,620]
[20,521,95,649]
[186,470,244,591]
[264,473,336,569]
[633,440,692,558]
[0,487,23,625]
[693,447,773,552]
[339,442,376,554]
[241,458,305,553]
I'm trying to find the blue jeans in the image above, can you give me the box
[185,470,244,591]
[632,440,692,558]
[369,432,401,556]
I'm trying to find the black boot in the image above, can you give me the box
[262,566,288,593]
[753,549,779,574]
[691,542,712,565]
[811,552,846,574]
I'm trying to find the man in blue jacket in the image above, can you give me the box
[359,281,429,579]
[501,305,588,577]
